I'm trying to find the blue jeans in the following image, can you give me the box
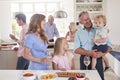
[16,56,29,70]
[80,55,104,80]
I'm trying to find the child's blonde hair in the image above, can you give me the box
[94,14,107,26]
[54,37,66,55]
[69,22,77,32]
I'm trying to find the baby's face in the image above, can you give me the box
[94,20,104,28]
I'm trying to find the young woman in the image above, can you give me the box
[65,22,77,42]
[52,37,75,70]
[23,14,52,70]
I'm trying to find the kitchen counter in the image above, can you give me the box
[0,50,17,69]
[0,70,102,80]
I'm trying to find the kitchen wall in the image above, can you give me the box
[106,0,120,77]
[0,0,74,41]
[0,1,12,41]
[106,0,120,44]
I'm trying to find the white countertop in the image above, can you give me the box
[0,70,102,80]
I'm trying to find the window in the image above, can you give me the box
[11,2,67,38]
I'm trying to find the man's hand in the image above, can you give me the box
[96,52,105,58]
[89,49,98,58]
[9,34,18,41]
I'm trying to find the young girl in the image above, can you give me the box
[52,37,75,70]
[92,14,110,71]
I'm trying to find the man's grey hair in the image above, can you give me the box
[78,11,89,21]
[79,11,89,18]
[48,15,54,19]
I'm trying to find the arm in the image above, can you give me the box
[23,46,51,63]
[9,34,18,42]
[65,32,69,38]
[75,48,98,58]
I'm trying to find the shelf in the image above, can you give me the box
[74,0,104,22]
[76,11,103,14]
[76,2,103,5]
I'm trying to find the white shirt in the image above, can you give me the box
[94,26,108,46]
[17,24,28,57]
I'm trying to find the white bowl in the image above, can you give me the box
[77,77,85,80]
[22,73,36,80]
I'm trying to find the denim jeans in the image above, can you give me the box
[80,55,104,80]
[16,56,29,70]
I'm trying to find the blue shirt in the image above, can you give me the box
[74,26,112,51]
[24,33,49,70]
[45,22,59,40]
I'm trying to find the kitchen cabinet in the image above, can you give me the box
[74,0,104,22]
[0,50,17,69]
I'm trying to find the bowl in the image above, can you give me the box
[22,73,36,80]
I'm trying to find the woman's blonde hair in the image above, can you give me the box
[69,22,77,32]
[27,14,48,43]
[54,37,66,55]
[94,14,107,26]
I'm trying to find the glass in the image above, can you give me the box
[84,56,90,70]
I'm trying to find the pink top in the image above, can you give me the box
[52,53,74,70]
[17,24,28,57]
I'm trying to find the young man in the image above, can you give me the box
[9,13,29,70]
[74,11,112,80]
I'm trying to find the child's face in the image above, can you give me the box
[63,39,69,51]
[94,20,104,28]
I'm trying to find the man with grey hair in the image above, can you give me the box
[45,15,59,44]
[74,11,112,80]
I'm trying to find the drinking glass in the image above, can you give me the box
[84,56,90,70]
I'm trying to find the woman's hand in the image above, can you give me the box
[40,57,52,64]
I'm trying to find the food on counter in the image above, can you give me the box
[22,73,36,80]
[40,74,57,80]
[23,73,34,77]
[68,77,77,80]
[56,72,85,77]
[76,74,85,78]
